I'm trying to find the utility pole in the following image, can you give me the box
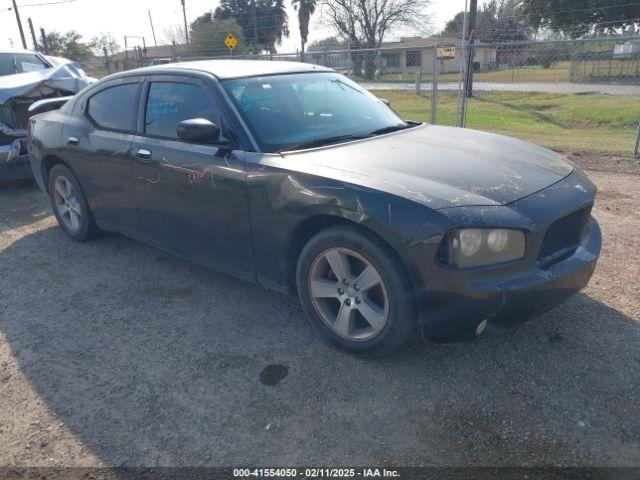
[11,0,28,49]
[181,0,189,44]
[464,0,478,97]
[457,0,469,127]
[27,18,38,51]
[148,10,158,47]
[40,28,49,54]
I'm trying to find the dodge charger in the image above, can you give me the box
[28,60,601,356]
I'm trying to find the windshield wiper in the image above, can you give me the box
[278,134,367,153]
[368,124,411,136]
[277,124,413,153]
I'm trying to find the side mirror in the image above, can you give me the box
[379,98,390,106]
[177,118,220,143]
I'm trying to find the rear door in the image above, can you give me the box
[62,77,142,231]
[130,74,253,278]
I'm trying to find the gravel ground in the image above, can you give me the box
[0,165,639,468]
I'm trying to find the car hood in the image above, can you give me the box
[287,124,574,209]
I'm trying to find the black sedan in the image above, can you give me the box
[28,60,601,356]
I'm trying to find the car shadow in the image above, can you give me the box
[1,226,639,466]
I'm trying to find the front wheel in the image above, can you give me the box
[296,226,418,356]
[48,164,97,242]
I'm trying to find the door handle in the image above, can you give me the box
[137,149,152,160]
[67,136,79,146]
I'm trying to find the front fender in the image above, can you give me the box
[245,155,432,292]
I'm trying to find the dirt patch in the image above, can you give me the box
[568,153,640,175]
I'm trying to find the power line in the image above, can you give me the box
[16,0,78,7]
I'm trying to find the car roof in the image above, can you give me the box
[111,59,333,80]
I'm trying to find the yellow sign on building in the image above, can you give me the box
[437,45,456,60]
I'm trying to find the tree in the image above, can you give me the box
[45,30,93,62]
[190,18,249,56]
[478,0,530,42]
[442,11,465,37]
[292,0,316,53]
[322,0,430,79]
[89,33,121,57]
[521,0,640,38]
[442,0,530,42]
[307,35,345,51]
[214,0,289,53]
[162,24,188,45]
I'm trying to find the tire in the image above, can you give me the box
[296,225,418,357]
[48,164,97,242]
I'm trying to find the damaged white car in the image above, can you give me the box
[0,49,94,181]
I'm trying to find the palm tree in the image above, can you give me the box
[292,0,316,54]
[258,0,289,54]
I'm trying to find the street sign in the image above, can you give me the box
[437,45,456,60]
[225,34,237,51]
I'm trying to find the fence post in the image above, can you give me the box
[415,69,421,95]
[635,121,640,158]
[430,45,437,124]
[458,42,469,128]
[171,41,177,62]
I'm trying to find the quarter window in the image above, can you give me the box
[145,82,219,140]
[87,84,139,131]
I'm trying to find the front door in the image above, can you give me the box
[131,76,253,278]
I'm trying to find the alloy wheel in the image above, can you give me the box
[308,247,389,341]
[53,176,82,233]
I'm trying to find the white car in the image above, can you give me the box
[0,49,93,181]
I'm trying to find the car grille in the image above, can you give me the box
[538,205,592,261]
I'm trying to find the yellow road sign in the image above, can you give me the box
[225,34,237,51]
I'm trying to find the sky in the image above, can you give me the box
[1,0,467,52]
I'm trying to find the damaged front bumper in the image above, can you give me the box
[421,218,600,342]
[411,169,602,343]
[1,134,32,181]
[1,106,32,180]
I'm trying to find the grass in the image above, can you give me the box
[352,62,573,84]
[358,59,640,84]
[372,89,640,158]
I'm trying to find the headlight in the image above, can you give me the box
[440,228,526,268]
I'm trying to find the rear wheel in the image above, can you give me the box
[48,164,97,242]
[297,225,418,356]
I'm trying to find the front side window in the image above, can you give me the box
[87,83,139,131]
[145,82,220,139]
[222,72,407,153]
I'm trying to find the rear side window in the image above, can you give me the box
[145,82,219,139]
[87,84,139,131]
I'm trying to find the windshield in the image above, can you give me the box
[222,72,408,153]
[0,53,49,77]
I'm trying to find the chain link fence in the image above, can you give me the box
[104,35,640,158]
